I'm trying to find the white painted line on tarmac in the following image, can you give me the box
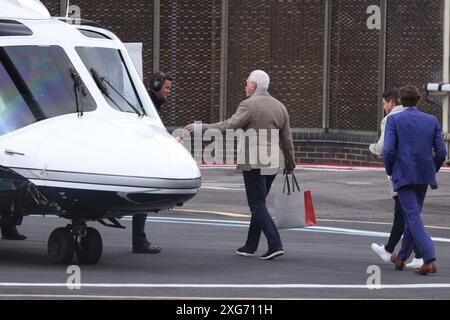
[0,294,328,300]
[170,209,450,231]
[118,216,450,243]
[0,294,165,300]
[318,218,450,231]
[28,214,450,241]
[0,294,299,300]
[1,282,450,290]
[201,186,246,191]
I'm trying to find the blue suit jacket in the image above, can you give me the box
[383,107,447,191]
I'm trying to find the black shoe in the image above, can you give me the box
[236,246,255,257]
[1,225,27,240]
[260,248,284,260]
[132,241,161,254]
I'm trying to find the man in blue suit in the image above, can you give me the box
[383,85,447,275]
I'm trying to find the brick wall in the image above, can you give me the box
[329,0,381,132]
[385,0,445,122]
[293,132,382,166]
[226,0,325,129]
[181,132,382,167]
[158,0,222,127]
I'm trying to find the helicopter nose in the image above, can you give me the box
[33,118,201,182]
[121,122,201,179]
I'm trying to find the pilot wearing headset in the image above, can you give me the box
[148,71,172,113]
[131,71,172,254]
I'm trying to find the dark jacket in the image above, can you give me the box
[149,90,165,113]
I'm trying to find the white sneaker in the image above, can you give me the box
[406,258,424,269]
[371,243,392,263]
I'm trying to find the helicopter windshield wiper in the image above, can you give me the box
[101,77,144,117]
[0,48,46,121]
[69,67,86,116]
[90,67,123,112]
[90,67,143,117]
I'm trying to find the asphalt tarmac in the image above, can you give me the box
[1,166,450,300]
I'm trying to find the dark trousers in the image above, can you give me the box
[397,185,435,264]
[385,195,422,259]
[0,223,19,234]
[132,213,148,245]
[242,170,282,251]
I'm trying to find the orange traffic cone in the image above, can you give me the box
[304,191,317,226]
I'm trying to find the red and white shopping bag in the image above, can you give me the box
[271,173,316,229]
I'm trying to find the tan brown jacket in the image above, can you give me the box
[203,93,295,172]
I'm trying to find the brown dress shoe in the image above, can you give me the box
[415,261,437,275]
[391,254,405,270]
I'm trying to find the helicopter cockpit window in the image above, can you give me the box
[75,47,145,116]
[78,29,111,40]
[0,20,33,37]
[0,45,96,136]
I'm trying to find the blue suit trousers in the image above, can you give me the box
[397,185,436,264]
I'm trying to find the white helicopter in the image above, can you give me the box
[0,0,201,264]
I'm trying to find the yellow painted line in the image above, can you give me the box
[171,208,250,218]
[171,209,450,231]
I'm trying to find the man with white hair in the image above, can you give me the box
[185,70,295,260]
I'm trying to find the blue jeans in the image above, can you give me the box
[397,185,435,264]
[242,170,282,251]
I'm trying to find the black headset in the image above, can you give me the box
[151,72,167,92]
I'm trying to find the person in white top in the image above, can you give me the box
[369,88,423,268]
